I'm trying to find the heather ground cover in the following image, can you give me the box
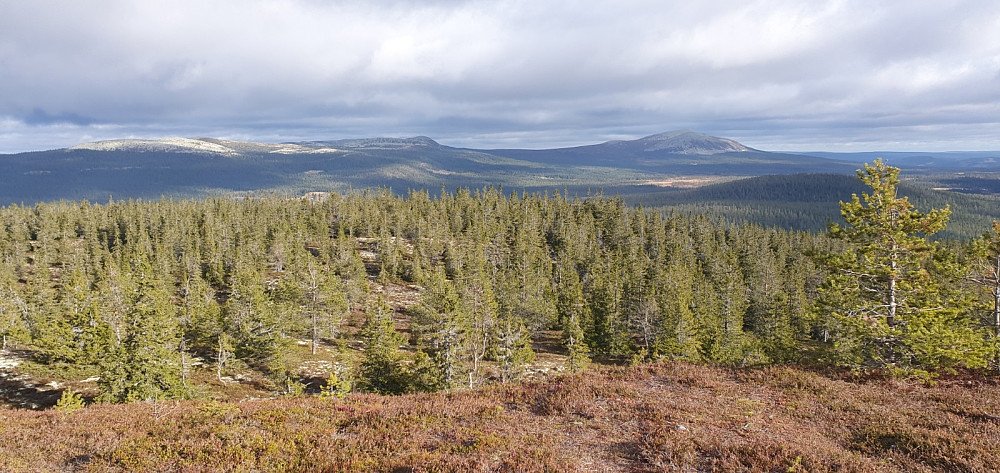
[1,362,997,472]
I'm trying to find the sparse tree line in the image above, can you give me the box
[0,160,998,403]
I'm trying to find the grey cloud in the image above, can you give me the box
[1,0,1000,153]
[22,109,96,126]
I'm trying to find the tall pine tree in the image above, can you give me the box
[818,159,987,372]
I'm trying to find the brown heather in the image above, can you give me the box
[0,362,998,472]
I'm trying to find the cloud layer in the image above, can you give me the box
[2,0,999,153]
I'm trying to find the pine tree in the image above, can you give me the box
[819,159,986,372]
[965,221,1000,372]
[967,221,1000,337]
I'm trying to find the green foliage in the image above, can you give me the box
[318,365,353,399]
[97,258,187,403]
[562,311,590,372]
[818,160,988,372]
[282,375,307,397]
[493,318,536,383]
[54,389,86,413]
[5,177,997,400]
[965,221,1000,372]
[31,268,112,365]
[178,274,223,359]
[358,296,410,394]
[408,350,444,393]
[301,262,350,356]
[224,262,287,374]
[903,305,989,371]
[0,286,29,350]
[410,267,468,390]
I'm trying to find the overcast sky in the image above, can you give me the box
[2,0,999,154]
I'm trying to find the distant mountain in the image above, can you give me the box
[482,130,855,174]
[70,137,244,155]
[65,136,441,155]
[611,130,757,154]
[0,135,569,204]
[0,131,930,205]
[629,173,1000,240]
[798,151,1000,169]
[298,136,441,150]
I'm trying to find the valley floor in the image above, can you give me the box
[1,362,998,472]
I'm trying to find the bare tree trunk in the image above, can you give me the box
[180,339,188,388]
[993,254,1000,337]
[887,247,898,327]
[216,337,229,383]
[888,276,897,326]
[994,288,1000,337]
[309,268,320,356]
[312,310,318,356]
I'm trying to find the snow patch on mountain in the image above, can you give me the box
[68,137,350,156]
[71,138,239,155]
[269,145,343,155]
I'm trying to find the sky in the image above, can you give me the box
[1,0,999,154]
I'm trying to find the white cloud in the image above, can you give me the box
[1,0,999,152]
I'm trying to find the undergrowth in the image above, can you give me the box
[0,362,997,472]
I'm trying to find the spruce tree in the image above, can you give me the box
[358,296,410,394]
[494,317,535,383]
[460,258,499,388]
[563,310,590,372]
[0,286,28,351]
[98,258,186,402]
[558,266,591,371]
[411,267,467,390]
[224,260,286,375]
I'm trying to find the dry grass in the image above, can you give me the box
[0,362,998,472]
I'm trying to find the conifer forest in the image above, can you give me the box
[0,160,997,402]
[2,161,1000,471]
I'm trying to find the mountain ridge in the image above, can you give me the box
[1,130,994,206]
[58,130,743,157]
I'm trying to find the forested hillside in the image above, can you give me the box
[0,189,840,403]
[1,161,999,408]
[1,161,999,471]
[633,173,1000,239]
